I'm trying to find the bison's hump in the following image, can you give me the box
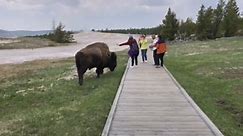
[85,42,109,50]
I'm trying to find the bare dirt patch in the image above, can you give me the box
[0,39,20,44]
[0,121,12,135]
[216,99,243,127]
[57,65,110,81]
[185,52,202,56]
[0,58,72,84]
[0,119,23,135]
[220,67,243,80]
[234,84,243,96]
[0,32,129,65]
[0,37,66,49]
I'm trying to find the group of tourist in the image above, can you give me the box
[118,34,167,68]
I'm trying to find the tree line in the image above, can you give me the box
[97,0,243,41]
[93,26,162,35]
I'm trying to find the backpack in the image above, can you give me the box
[130,40,139,52]
[128,40,139,56]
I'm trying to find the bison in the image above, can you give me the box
[75,42,117,85]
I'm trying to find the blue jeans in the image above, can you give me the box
[141,49,147,62]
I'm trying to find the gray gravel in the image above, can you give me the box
[0,32,130,64]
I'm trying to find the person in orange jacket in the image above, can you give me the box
[150,35,167,68]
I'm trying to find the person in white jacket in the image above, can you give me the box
[151,35,158,65]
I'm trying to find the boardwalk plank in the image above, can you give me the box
[109,130,214,136]
[115,110,198,116]
[102,51,223,136]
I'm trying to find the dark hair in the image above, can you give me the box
[157,35,165,43]
[129,36,133,40]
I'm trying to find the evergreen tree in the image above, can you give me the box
[212,0,225,38]
[178,18,196,40]
[204,6,214,39]
[196,5,207,40]
[161,8,179,41]
[223,0,240,37]
[178,20,186,40]
[52,23,74,43]
[99,25,163,35]
[238,15,243,35]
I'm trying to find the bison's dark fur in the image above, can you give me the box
[75,42,117,85]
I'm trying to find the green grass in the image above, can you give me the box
[166,37,243,136]
[0,51,128,136]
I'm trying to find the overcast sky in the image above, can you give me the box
[0,0,242,31]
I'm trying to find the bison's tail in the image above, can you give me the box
[75,52,87,85]
[75,52,85,68]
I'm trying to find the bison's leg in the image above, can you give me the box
[96,68,104,78]
[100,69,104,74]
[77,66,87,85]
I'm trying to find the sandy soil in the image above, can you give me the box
[0,32,131,64]
[0,39,20,44]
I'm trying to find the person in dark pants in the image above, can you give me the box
[151,35,158,65]
[119,36,139,68]
[150,35,167,68]
[157,52,165,67]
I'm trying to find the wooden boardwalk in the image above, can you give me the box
[102,52,223,136]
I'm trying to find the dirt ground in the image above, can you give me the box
[0,32,131,64]
[0,39,20,44]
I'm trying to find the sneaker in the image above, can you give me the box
[145,60,148,63]
[130,66,134,68]
[155,65,160,68]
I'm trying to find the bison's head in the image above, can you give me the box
[108,52,117,71]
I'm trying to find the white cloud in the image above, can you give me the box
[137,0,173,7]
[0,0,43,10]
[0,0,242,30]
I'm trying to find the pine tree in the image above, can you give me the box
[161,8,179,41]
[50,22,74,43]
[212,0,225,38]
[223,0,240,37]
[239,17,243,35]
[204,6,215,39]
[178,18,196,40]
[53,23,66,43]
[196,5,207,40]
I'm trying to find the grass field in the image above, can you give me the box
[0,51,128,136]
[166,37,243,136]
[0,37,69,49]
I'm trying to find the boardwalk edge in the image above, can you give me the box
[101,59,130,136]
[164,66,224,136]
